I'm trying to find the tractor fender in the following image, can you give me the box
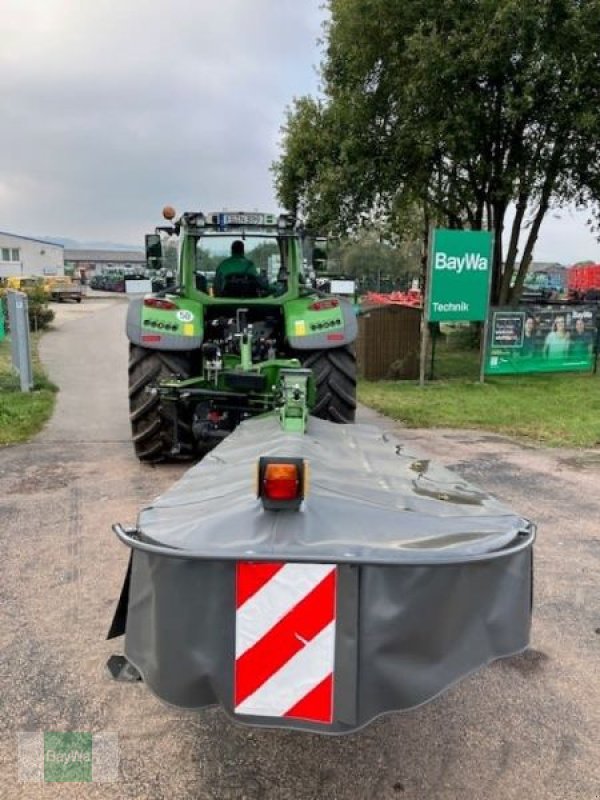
[287,297,358,350]
[126,297,204,351]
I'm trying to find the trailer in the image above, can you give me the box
[49,279,84,303]
[108,368,535,734]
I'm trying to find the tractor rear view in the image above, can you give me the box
[127,209,357,461]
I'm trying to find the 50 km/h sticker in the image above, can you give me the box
[176,309,194,323]
[427,229,493,322]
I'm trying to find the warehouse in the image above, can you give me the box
[64,249,146,279]
[0,231,64,279]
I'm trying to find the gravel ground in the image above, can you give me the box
[0,300,598,799]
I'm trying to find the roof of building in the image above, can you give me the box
[530,261,567,272]
[0,231,64,248]
[64,249,145,263]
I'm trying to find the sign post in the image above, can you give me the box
[7,290,33,392]
[420,229,494,385]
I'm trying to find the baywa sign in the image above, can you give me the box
[427,229,493,322]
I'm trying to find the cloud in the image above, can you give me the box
[1,1,598,263]
[0,0,324,242]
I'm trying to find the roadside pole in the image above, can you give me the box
[419,317,429,386]
[7,290,33,392]
[419,227,434,387]
[479,317,489,383]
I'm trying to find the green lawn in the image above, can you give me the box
[0,335,57,445]
[359,345,600,447]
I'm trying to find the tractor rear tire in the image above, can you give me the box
[300,346,356,424]
[128,344,195,462]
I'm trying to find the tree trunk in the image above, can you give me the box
[508,146,563,304]
[420,203,430,298]
[499,192,528,305]
[490,201,506,305]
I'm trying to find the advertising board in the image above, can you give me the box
[427,229,493,322]
[485,306,598,374]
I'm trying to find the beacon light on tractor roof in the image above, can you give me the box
[162,205,176,221]
[257,456,307,511]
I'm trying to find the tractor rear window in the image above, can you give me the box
[195,235,287,297]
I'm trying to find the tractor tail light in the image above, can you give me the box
[144,297,177,311]
[257,457,306,511]
[309,299,339,311]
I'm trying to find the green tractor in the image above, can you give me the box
[127,208,357,462]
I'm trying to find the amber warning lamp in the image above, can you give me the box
[162,205,176,221]
[257,457,307,511]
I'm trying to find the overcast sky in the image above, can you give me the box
[1,0,599,264]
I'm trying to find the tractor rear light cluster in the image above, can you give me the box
[144,297,177,311]
[309,299,339,311]
[257,457,308,511]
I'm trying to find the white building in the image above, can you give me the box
[0,231,64,279]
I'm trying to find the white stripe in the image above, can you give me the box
[236,563,335,658]
[235,621,335,718]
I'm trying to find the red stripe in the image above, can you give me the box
[283,673,334,723]
[234,570,335,706]
[236,562,285,609]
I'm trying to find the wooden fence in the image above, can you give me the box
[356,305,421,380]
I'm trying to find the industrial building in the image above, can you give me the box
[64,249,145,279]
[0,231,64,279]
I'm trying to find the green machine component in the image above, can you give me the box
[126,209,358,461]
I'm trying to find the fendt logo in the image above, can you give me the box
[434,252,489,275]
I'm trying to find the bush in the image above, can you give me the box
[0,287,55,332]
[444,323,481,350]
[26,287,54,331]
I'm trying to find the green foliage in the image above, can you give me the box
[340,236,418,284]
[443,323,482,351]
[25,287,55,331]
[0,287,55,332]
[359,368,600,447]
[274,0,600,303]
[246,242,279,273]
[0,336,57,446]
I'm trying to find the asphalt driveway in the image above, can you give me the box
[0,300,598,799]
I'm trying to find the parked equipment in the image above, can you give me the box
[48,277,84,303]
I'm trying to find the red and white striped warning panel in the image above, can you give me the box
[234,562,337,723]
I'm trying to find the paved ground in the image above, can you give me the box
[0,300,599,799]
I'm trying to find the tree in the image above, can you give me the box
[339,236,418,288]
[246,241,280,273]
[274,0,600,304]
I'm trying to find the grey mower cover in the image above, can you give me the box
[112,415,534,734]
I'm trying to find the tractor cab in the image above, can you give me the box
[146,210,303,304]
